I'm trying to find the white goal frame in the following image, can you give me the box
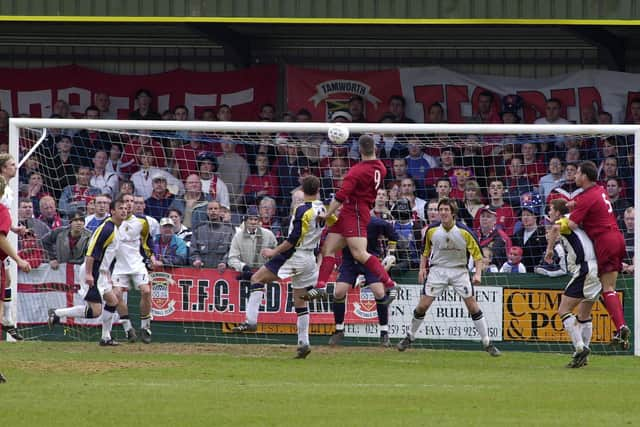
[8,118,640,356]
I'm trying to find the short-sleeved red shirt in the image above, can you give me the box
[569,184,620,240]
[0,204,11,261]
[334,159,387,216]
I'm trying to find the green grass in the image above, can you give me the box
[1,342,639,427]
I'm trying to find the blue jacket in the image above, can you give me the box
[153,234,188,266]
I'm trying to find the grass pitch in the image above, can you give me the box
[1,342,639,427]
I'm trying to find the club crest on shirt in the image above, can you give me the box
[150,271,176,317]
[352,286,378,320]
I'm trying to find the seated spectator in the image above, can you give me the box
[41,212,92,269]
[94,91,116,120]
[424,146,458,189]
[227,206,278,280]
[197,152,230,209]
[17,198,50,239]
[167,208,191,247]
[244,153,279,207]
[511,204,547,272]
[598,156,628,198]
[106,141,125,181]
[90,150,119,198]
[471,90,501,124]
[85,194,111,233]
[538,157,565,201]
[153,217,188,267]
[38,196,66,230]
[457,179,483,228]
[22,172,50,217]
[258,103,276,121]
[606,177,631,225]
[546,161,582,204]
[448,168,473,201]
[131,147,183,200]
[480,246,499,273]
[276,142,309,201]
[499,246,527,273]
[174,134,215,180]
[399,177,426,222]
[19,154,43,187]
[133,195,159,237]
[257,196,283,241]
[145,175,176,221]
[424,199,440,225]
[58,166,101,218]
[434,177,452,202]
[190,200,235,269]
[475,206,512,268]
[348,95,367,123]
[521,142,547,187]
[128,88,161,121]
[119,180,134,195]
[504,156,533,208]
[169,173,211,229]
[386,180,401,206]
[121,132,166,175]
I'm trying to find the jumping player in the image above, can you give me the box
[311,134,396,302]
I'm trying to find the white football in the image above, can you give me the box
[327,125,350,144]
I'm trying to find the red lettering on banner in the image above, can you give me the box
[445,85,470,123]
[413,85,444,122]
[517,91,547,123]
[550,88,576,120]
[577,87,603,118]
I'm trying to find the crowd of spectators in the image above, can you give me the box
[0,89,635,275]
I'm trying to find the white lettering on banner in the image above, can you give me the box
[185,93,217,117]
[18,89,52,117]
[221,88,254,108]
[309,79,381,107]
[0,90,12,114]
[58,87,91,116]
[345,285,503,341]
[109,96,130,119]
[157,94,171,116]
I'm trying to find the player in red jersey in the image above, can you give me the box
[307,134,397,302]
[559,161,629,349]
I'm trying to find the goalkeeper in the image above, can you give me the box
[328,215,399,347]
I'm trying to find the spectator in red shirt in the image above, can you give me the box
[424,146,457,188]
[473,178,516,236]
[174,134,214,180]
[38,195,67,230]
[121,133,166,175]
[244,153,279,207]
[521,142,547,187]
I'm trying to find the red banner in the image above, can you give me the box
[150,268,381,325]
[0,64,278,120]
[286,65,401,123]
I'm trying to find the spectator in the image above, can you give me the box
[538,157,565,201]
[386,180,401,206]
[43,135,84,200]
[504,156,533,208]
[622,207,634,274]
[174,134,214,180]
[119,180,134,195]
[84,194,111,233]
[94,91,116,120]
[580,104,598,124]
[386,158,412,187]
[197,152,231,210]
[41,212,91,269]
[217,104,232,122]
[424,199,440,225]
[90,150,119,198]
[73,105,111,161]
[371,188,392,220]
[131,147,183,200]
[128,89,161,120]
[511,205,547,272]
[598,156,628,198]
[405,141,431,198]
[599,110,614,124]
[534,98,570,125]
[471,90,501,124]
[200,108,216,121]
[276,142,309,202]
[153,217,188,267]
[457,180,484,227]
[399,177,426,222]
[190,200,235,269]
[475,206,512,268]
[448,168,473,201]
[391,198,423,269]
[477,178,516,236]
[23,172,50,217]
[38,196,66,230]
[347,96,367,123]
[17,198,50,239]
[105,141,125,180]
[167,208,192,247]
[18,228,45,269]
[145,175,176,221]
[217,137,249,209]
[170,173,211,229]
[606,177,631,225]
[121,132,166,175]
[132,194,160,237]
[59,166,101,218]
[258,103,276,121]
[546,162,582,204]
[388,95,415,123]
[434,177,452,202]
[375,113,408,167]
[521,142,547,187]
[257,196,283,241]
[320,157,347,202]
[244,153,280,207]
[227,205,278,280]
[499,246,527,273]
[424,146,458,188]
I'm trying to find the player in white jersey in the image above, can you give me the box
[0,153,26,340]
[48,199,129,346]
[241,176,335,358]
[111,193,159,344]
[397,198,501,356]
[545,198,601,368]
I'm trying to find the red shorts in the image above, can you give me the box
[329,210,369,238]
[594,231,625,274]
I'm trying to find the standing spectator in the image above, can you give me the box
[276,143,309,203]
[257,196,283,241]
[547,162,582,204]
[258,103,276,121]
[217,104,232,121]
[371,188,392,220]
[399,178,426,222]
[475,206,512,268]
[457,180,484,227]
[424,146,458,188]
[85,194,111,233]
[448,168,472,201]
[128,89,161,120]
[227,205,278,284]
[391,198,423,270]
[480,178,516,236]
[58,166,101,218]
[405,141,431,198]
[217,138,249,209]
[471,91,501,124]
[17,198,50,239]
[348,96,367,122]
[197,152,231,210]
[38,196,66,230]
[174,135,214,180]
[606,177,631,225]
[434,177,452,202]
[131,147,183,200]
[244,153,279,207]
[521,142,547,187]
[94,91,116,120]
[152,217,188,267]
[73,105,111,161]
[145,175,175,221]
[499,246,527,273]
[504,156,533,208]
[388,95,414,123]
[190,200,235,269]
[120,133,166,175]
[23,172,50,217]
[90,150,119,198]
[376,113,408,167]
[539,157,565,201]
[167,208,192,247]
[511,205,547,272]
[41,212,92,269]
[534,98,570,125]
[424,199,440,225]
[320,157,347,202]
[169,174,211,229]
[105,141,125,181]
[598,156,628,198]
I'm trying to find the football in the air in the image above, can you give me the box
[327,125,350,144]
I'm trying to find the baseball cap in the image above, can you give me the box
[246,206,259,218]
[160,217,173,227]
[479,205,497,216]
[330,111,352,122]
[152,174,167,182]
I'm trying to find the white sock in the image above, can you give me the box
[472,315,491,347]
[379,325,389,333]
[335,323,345,331]
[410,316,423,339]
[141,317,151,329]
[55,305,87,319]
[579,319,592,348]
[101,310,114,340]
[121,318,132,332]
[2,301,12,325]
[562,314,584,352]
[246,290,264,325]
[297,308,310,346]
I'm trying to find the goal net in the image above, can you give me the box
[6,118,639,356]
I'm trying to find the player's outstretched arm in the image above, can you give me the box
[323,198,343,220]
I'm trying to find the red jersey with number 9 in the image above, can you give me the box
[334,159,387,217]
[568,184,620,239]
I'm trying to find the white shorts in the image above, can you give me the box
[274,251,318,289]
[566,262,601,301]
[112,273,150,290]
[78,275,113,301]
[424,266,473,299]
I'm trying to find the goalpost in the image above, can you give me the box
[7,118,640,356]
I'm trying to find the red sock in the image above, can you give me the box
[316,256,336,289]
[364,256,393,288]
[602,291,626,331]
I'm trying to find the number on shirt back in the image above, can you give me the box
[374,170,382,191]
[601,193,613,214]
